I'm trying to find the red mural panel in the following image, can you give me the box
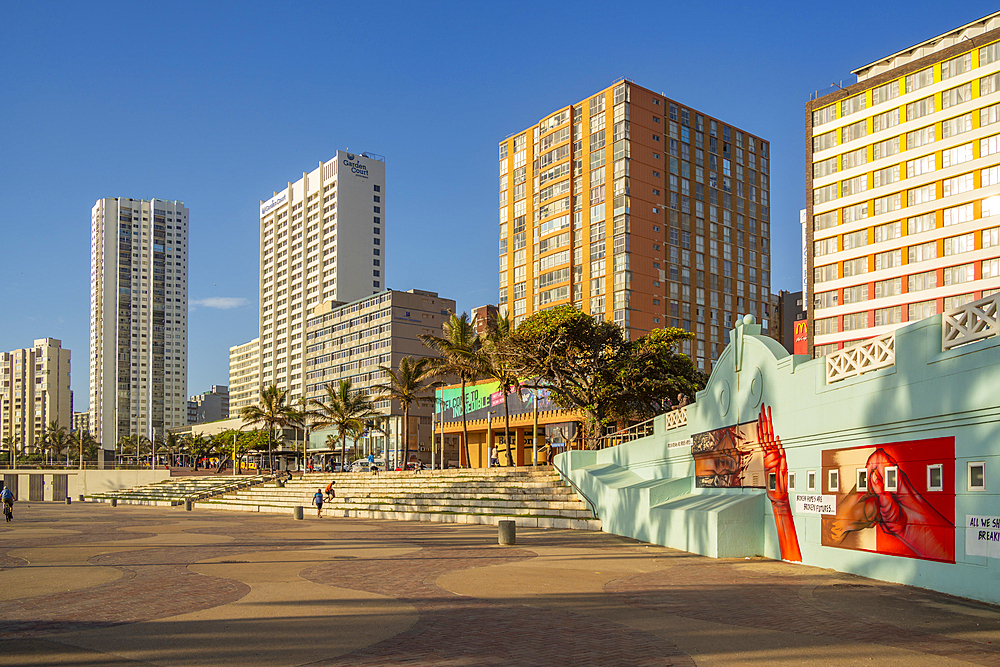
[820,438,955,563]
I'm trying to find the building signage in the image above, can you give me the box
[260,191,288,217]
[794,493,836,515]
[793,320,808,355]
[343,153,369,178]
[667,438,693,449]
[800,209,808,303]
[966,515,1000,558]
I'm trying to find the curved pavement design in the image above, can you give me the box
[1,503,999,666]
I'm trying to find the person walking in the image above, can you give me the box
[368,452,378,476]
[324,480,336,502]
[312,488,324,518]
[1,483,14,522]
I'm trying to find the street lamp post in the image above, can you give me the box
[487,410,494,468]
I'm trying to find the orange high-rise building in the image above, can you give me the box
[497,80,772,371]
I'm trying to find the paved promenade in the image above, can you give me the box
[2,503,999,666]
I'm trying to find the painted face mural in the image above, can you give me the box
[821,439,955,563]
[692,422,761,488]
[693,406,802,562]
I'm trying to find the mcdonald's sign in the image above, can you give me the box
[793,320,808,355]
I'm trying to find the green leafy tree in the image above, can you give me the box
[371,356,439,467]
[506,305,705,447]
[478,312,518,466]
[240,385,298,472]
[308,379,380,468]
[419,312,482,467]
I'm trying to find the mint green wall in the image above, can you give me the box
[557,314,1000,605]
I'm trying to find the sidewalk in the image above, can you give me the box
[1,503,998,666]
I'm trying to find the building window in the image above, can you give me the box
[969,462,986,491]
[828,469,839,493]
[856,468,868,493]
[926,464,944,492]
[884,466,898,492]
[374,185,381,192]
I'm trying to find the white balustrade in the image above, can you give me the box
[826,332,895,383]
[663,406,687,430]
[942,293,1000,351]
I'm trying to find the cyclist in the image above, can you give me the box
[1,484,14,522]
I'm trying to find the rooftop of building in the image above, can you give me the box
[306,288,450,329]
[852,10,1000,81]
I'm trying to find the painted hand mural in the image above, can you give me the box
[757,405,802,562]
[821,440,955,563]
[691,406,802,562]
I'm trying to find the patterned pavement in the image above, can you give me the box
[1,502,999,666]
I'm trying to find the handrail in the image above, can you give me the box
[550,457,599,521]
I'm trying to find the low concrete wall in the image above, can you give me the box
[558,313,1000,606]
[0,469,171,501]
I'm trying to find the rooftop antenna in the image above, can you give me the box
[831,81,845,90]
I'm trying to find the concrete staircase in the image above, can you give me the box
[200,467,602,530]
[86,475,270,506]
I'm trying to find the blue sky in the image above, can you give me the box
[1,1,995,410]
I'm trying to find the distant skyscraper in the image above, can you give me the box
[259,150,386,400]
[0,338,71,453]
[228,337,260,414]
[90,198,188,462]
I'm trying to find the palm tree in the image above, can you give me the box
[371,356,439,468]
[419,312,482,468]
[44,422,69,466]
[163,431,182,468]
[308,379,380,469]
[240,385,298,472]
[116,435,130,466]
[479,311,518,466]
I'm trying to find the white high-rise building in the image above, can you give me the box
[90,198,189,462]
[259,150,385,400]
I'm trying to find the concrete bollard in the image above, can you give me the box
[184,498,193,511]
[78,495,85,502]
[65,496,72,505]
[293,505,304,520]
[110,498,117,507]
[498,520,516,546]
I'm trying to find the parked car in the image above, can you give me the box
[349,458,384,472]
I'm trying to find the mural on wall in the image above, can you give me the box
[821,438,955,563]
[693,406,802,561]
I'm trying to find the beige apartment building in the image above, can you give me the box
[228,338,260,414]
[0,338,72,453]
[806,12,1000,354]
[259,150,386,402]
[72,411,90,434]
[499,80,772,371]
[90,198,189,461]
[304,289,454,459]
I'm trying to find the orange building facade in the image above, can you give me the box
[498,80,772,372]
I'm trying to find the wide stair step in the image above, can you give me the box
[210,467,601,531]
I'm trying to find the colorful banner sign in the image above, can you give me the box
[435,381,556,423]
